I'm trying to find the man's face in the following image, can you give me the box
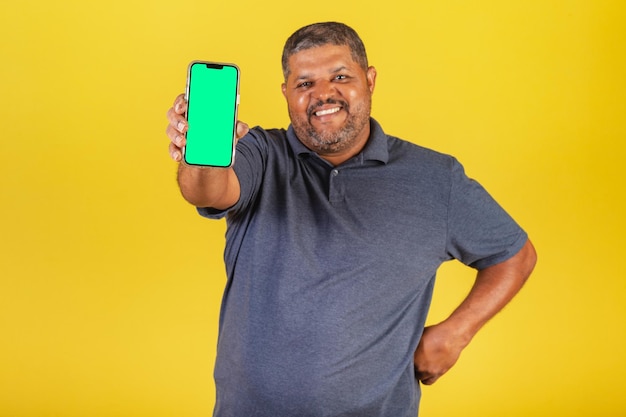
[281,44,376,163]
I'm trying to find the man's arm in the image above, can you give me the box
[166,94,248,209]
[414,238,537,385]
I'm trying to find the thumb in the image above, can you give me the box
[236,121,250,140]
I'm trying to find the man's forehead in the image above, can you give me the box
[288,45,357,75]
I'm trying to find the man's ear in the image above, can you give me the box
[366,66,377,94]
[281,83,287,98]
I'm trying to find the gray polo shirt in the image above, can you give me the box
[199,119,527,417]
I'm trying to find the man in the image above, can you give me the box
[166,22,536,417]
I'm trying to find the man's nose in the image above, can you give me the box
[313,80,336,101]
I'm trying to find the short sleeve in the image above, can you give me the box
[197,128,268,220]
[446,158,527,270]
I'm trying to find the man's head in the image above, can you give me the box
[281,22,377,165]
[281,22,369,80]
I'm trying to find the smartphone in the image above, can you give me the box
[184,61,240,167]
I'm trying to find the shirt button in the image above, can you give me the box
[331,169,339,176]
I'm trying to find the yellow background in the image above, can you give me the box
[1,0,624,416]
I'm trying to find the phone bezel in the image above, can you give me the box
[183,60,240,168]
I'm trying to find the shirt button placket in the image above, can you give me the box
[329,169,343,203]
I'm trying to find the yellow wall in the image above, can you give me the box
[1,1,624,416]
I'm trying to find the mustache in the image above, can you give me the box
[307,98,349,118]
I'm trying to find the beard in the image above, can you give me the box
[289,97,371,155]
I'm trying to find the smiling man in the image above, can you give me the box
[166,22,536,417]
[281,42,375,164]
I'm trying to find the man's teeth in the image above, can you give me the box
[315,107,341,116]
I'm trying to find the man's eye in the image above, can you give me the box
[335,74,347,80]
[297,81,312,88]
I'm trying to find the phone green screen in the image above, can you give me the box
[184,62,239,167]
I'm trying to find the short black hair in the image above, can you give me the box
[281,22,369,79]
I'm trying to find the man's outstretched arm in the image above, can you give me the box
[166,94,248,209]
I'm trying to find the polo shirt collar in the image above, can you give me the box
[286,118,389,165]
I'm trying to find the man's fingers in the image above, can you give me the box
[416,370,439,385]
[166,107,188,132]
[165,94,188,162]
[173,94,187,114]
[420,377,438,385]
[166,94,188,139]
[415,367,432,385]
[165,124,186,148]
[169,141,183,162]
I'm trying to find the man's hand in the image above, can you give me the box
[414,323,466,385]
[165,94,249,162]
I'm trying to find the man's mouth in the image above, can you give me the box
[314,106,342,117]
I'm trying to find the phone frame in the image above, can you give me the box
[183,60,240,167]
